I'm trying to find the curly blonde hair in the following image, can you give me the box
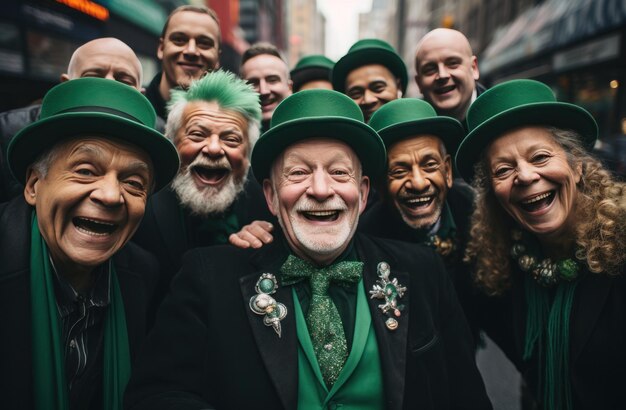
[464,127,626,295]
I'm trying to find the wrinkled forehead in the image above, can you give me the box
[182,101,248,131]
[271,138,362,175]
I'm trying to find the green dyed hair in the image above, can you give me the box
[166,70,262,151]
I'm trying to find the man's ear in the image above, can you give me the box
[24,167,41,206]
[471,55,480,80]
[444,154,453,189]
[157,38,164,61]
[358,175,370,215]
[60,73,70,82]
[262,179,278,216]
[288,79,293,92]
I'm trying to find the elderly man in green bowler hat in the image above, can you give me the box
[290,54,335,92]
[333,39,408,122]
[125,89,492,410]
[360,98,482,341]
[0,77,179,410]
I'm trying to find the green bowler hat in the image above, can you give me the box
[290,54,335,92]
[8,77,180,191]
[455,79,598,183]
[369,98,464,154]
[251,89,386,182]
[332,38,408,94]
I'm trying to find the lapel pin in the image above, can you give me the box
[249,273,287,337]
[369,262,407,331]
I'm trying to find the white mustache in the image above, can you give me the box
[294,197,348,213]
[188,155,232,171]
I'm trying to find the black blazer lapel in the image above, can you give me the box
[357,235,409,410]
[240,241,298,410]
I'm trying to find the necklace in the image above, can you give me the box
[510,229,580,287]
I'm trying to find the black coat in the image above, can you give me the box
[478,266,626,409]
[132,177,274,323]
[0,196,159,409]
[359,183,481,344]
[125,232,492,410]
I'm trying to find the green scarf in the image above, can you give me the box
[30,213,131,410]
[523,275,579,410]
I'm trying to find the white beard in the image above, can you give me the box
[171,158,249,216]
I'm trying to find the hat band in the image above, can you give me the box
[56,106,143,124]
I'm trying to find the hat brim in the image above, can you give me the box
[8,112,180,192]
[251,117,386,182]
[455,102,598,183]
[378,117,465,155]
[332,48,408,94]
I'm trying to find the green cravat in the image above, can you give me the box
[281,254,363,388]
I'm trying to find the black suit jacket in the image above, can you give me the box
[125,232,492,410]
[132,177,273,324]
[478,266,626,409]
[0,197,159,409]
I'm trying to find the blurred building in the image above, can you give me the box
[0,0,180,112]
[286,0,326,67]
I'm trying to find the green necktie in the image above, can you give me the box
[280,254,363,388]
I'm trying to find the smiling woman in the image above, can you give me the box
[455,79,626,410]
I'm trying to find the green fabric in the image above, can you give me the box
[523,275,579,410]
[180,207,240,246]
[30,212,131,410]
[294,281,385,409]
[281,255,363,388]
[290,244,359,347]
[368,98,464,155]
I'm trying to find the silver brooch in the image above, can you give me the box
[249,273,287,337]
[369,262,407,331]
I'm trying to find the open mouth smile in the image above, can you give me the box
[300,210,341,222]
[192,166,230,185]
[519,190,555,212]
[73,217,118,236]
[400,195,434,211]
[434,84,456,95]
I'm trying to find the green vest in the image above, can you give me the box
[294,280,385,410]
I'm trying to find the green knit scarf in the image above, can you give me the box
[30,213,130,410]
[523,274,579,410]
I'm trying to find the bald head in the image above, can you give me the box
[414,29,479,120]
[62,38,143,90]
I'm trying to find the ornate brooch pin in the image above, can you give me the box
[249,273,288,337]
[369,262,407,331]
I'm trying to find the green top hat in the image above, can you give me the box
[8,77,179,192]
[332,39,408,94]
[455,79,598,183]
[251,89,386,182]
[369,98,464,155]
[290,55,335,92]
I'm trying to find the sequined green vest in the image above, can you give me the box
[294,280,385,409]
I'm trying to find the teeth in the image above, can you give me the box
[75,226,109,237]
[79,217,114,227]
[406,196,432,204]
[522,192,551,204]
[305,211,336,216]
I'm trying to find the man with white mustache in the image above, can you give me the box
[125,90,492,410]
[133,70,273,324]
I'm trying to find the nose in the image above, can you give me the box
[184,39,199,55]
[436,63,450,80]
[91,173,123,207]
[514,162,540,185]
[201,134,224,158]
[407,166,431,192]
[258,79,269,96]
[307,169,334,201]
[362,89,378,105]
